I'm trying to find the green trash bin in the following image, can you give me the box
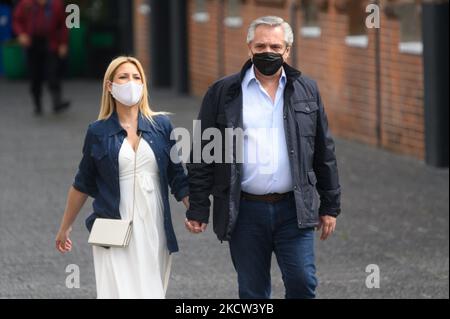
[68,24,87,77]
[1,40,26,79]
[88,29,116,78]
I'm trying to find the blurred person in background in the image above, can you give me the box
[13,0,70,116]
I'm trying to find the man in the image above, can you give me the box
[186,16,341,299]
[13,0,70,116]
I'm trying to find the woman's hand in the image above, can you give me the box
[55,186,88,254]
[55,226,73,254]
[182,196,190,210]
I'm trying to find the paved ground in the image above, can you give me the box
[0,79,448,299]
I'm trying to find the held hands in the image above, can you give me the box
[316,215,336,240]
[185,219,207,234]
[182,196,208,234]
[55,226,73,254]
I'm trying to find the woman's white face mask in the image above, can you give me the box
[110,81,143,107]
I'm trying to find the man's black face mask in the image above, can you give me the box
[251,51,286,76]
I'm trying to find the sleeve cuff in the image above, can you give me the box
[72,181,95,198]
[174,186,189,202]
[319,206,341,217]
[186,209,210,224]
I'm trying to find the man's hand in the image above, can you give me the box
[316,215,336,240]
[18,33,31,47]
[185,219,207,234]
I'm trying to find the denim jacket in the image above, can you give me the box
[73,111,189,253]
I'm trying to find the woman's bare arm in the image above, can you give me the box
[55,186,88,253]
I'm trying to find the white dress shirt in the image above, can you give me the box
[240,66,293,195]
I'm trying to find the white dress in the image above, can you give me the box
[92,138,172,299]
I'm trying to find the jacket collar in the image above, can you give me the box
[242,64,287,89]
[106,109,153,136]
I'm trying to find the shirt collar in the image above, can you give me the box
[243,65,287,88]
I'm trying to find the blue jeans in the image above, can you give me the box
[229,193,317,299]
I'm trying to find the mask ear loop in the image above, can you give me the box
[250,49,255,63]
[106,80,114,95]
[280,47,288,64]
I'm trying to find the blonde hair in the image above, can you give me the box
[98,56,167,121]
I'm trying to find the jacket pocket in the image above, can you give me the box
[292,101,319,136]
[307,171,317,186]
[305,171,320,216]
[90,143,107,160]
[90,143,111,177]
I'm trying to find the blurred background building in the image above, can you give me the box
[0,0,448,167]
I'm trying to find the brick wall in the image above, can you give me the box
[188,0,221,96]
[379,13,424,159]
[186,0,425,159]
[298,2,379,147]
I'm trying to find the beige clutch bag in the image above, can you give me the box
[87,134,141,248]
[88,218,133,248]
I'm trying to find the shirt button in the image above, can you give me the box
[305,107,310,112]
[290,149,294,154]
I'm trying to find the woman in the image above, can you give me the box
[55,56,189,298]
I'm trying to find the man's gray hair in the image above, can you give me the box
[246,16,294,47]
